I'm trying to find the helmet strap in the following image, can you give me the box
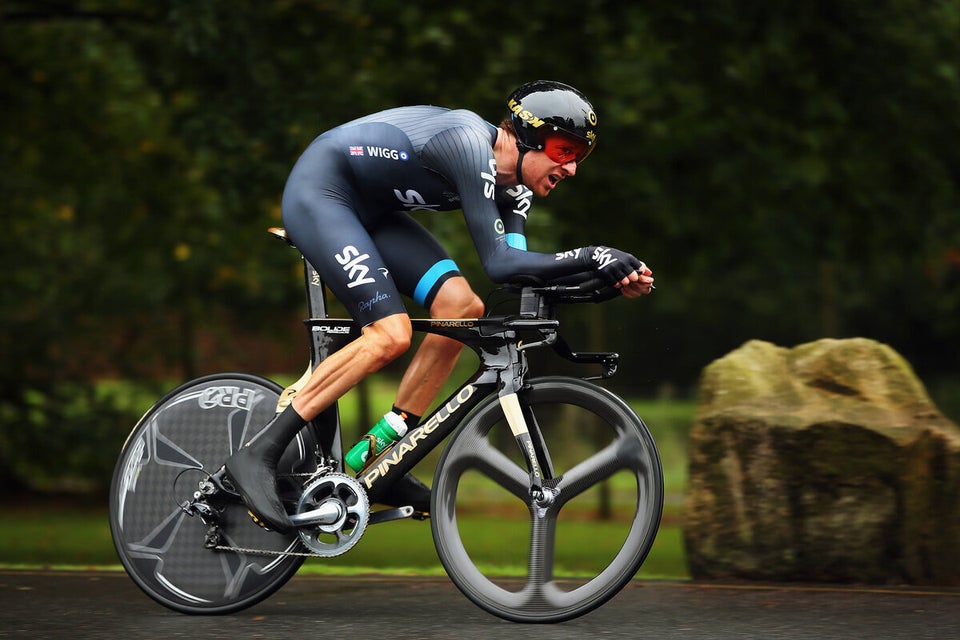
[515,142,529,186]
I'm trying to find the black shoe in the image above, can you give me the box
[222,406,305,534]
[380,473,431,513]
[224,445,294,533]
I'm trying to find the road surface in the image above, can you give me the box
[1,570,957,639]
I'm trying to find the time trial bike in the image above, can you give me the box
[109,228,663,623]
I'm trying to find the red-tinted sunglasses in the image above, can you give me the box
[542,132,593,164]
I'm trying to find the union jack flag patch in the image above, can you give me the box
[349,146,364,156]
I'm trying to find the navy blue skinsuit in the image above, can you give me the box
[281,106,594,326]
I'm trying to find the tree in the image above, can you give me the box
[2,1,958,493]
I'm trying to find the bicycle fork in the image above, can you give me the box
[497,341,559,517]
[500,391,561,517]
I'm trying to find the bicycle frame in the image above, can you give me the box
[272,228,619,509]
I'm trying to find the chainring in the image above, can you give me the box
[295,472,369,557]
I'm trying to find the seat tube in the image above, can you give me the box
[301,256,350,465]
[304,258,328,317]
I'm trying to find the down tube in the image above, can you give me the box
[357,379,493,503]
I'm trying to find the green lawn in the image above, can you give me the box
[303,516,688,579]
[0,503,688,579]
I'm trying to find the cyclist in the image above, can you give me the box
[225,80,655,532]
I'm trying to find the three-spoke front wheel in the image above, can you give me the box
[431,376,663,623]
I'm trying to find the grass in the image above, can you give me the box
[1,370,694,579]
[302,516,688,579]
[0,503,688,579]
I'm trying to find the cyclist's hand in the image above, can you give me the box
[584,246,642,286]
[618,263,655,298]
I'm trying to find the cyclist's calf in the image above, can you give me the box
[362,313,414,369]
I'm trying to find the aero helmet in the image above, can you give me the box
[507,80,598,161]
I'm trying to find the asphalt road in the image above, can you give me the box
[1,570,957,639]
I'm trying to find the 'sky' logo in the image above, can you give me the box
[394,189,439,212]
[480,158,496,200]
[335,245,377,288]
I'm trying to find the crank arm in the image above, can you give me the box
[288,501,345,527]
[369,506,416,525]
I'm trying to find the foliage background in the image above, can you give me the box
[2,0,958,494]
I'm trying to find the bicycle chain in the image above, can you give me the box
[213,543,328,558]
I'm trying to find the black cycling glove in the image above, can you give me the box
[581,246,643,284]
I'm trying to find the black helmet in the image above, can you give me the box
[507,80,598,162]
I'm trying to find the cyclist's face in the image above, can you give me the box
[522,150,577,197]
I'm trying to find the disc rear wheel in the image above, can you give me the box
[109,374,319,614]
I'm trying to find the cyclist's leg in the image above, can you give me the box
[394,277,484,416]
[359,214,484,512]
[289,314,411,417]
[370,212,485,418]
[225,143,413,531]
[226,319,411,530]
[280,140,415,419]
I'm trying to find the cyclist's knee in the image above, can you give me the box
[363,314,412,364]
[430,278,485,319]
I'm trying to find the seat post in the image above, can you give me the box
[302,258,329,321]
[268,227,331,321]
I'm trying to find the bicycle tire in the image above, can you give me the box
[109,373,318,614]
[431,376,663,623]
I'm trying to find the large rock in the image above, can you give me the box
[684,338,960,585]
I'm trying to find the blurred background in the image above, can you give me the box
[1,0,958,543]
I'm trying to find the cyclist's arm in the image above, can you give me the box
[422,127,608,283]
[495,187,604,285]
[492,173,648,288]
[497,182,655,295]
